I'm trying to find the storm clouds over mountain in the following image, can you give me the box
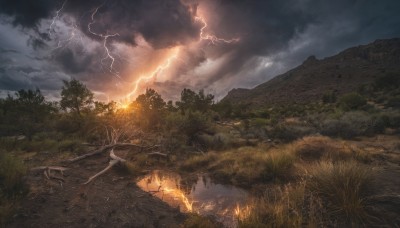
[0,0,399,101]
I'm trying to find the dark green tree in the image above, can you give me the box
[0,89,55,139]
[135,88,166,129]
[60,79,94,116]
[176,88,214,113]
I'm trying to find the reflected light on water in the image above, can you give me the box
[136,171,194,212]
[136,170,249,228]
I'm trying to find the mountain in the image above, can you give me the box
[222,38,400,106]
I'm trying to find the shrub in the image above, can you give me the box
[338,93,367,111]
[320,111,376,139]
[307,161,374,224]
[196,133,233,150]
[269,122,316,142]
[0,153,27,196]
[165,111,213,143]
[0,153,28,225]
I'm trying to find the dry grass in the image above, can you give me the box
[181,146,295,186]
[306,161,375,225]
[237,183,324,228]
[293,136,352,161]
[293,136,371,162]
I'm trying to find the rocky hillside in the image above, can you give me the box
[223,38,400,106]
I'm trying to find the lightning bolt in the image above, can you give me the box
[126,48,180,99]
[195,16,240,44]
[52,23,83,51]
[124,14,240,102]
[88,3,121,78]
[48,0,68,37]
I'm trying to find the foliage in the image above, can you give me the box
[338,92,367,111]
[0,89,55,139]
[176,88,214,114]
[165,111,212,143]
[268,122,316,142]
[373,72,400,91]
[60,79,94,116]
[134,88,166,130]
[320,111,380,139]
[0,153,27,225]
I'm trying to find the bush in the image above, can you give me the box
[338,93,367,111]
[320,111,377,139]
[165,111,213,144]
[0,153,27,225]
[196,133,233,150]
[269,123,316,142]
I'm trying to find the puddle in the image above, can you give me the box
[136,170,249,227]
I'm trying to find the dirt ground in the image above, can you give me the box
[8,151,186,228]
[6,134,400,227]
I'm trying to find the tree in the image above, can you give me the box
[176,88,214,114]
[0,89,55,139]
[60,79,94,116]
[135,88,166,129]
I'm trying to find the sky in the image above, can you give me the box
[0,0,399,103]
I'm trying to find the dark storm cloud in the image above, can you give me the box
[54,48,96,74]
[1,0,400,100]
[185,0,400,94]
[0,0,201,48]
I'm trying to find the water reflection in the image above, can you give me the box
[136,170,248,227]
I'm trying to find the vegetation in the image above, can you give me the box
[0,75,399,227]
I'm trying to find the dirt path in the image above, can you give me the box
[8,152,185,228]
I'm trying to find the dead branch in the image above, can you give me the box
[31,166,68,182]
[65,143,151,163]
[83,159,119,185]
[83,149,127,185]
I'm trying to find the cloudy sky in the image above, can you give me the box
[0,0,399,103]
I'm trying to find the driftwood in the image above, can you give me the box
[66,143,155,163]
[83,149,126,185]
[82,149,168,185]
